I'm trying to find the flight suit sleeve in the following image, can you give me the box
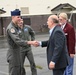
[7,28,28,47]
[28,26,35,41]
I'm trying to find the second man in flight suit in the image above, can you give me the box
[18,19,37,75]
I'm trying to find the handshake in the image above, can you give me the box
[27,41,40,47]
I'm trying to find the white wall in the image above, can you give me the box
[0,0,76,17]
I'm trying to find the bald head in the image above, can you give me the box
[49,15,59,23]
[49,15,58,20]
[47,15,59,29]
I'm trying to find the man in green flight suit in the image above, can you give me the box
[6,9,36,75]
[18,19,37,75]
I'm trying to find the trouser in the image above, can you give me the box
[64,57,74,75]
[9,64,21,75]
[21,50,37,75]
[53,68,66,75]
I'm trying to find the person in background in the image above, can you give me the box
[6,9,36,75]
[59,12,75,75]
[18,19,37,75]
[34,15,69,75]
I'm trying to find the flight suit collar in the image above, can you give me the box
[11,21,18,29]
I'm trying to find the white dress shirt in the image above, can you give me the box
[61,23,66,30]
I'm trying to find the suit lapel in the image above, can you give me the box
[63,23,68,32]
[47,25,58,46]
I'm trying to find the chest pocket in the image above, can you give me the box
[21,28,29,40]
[24,28,29,35]
[24,28,28,32]
[18,30,22,38]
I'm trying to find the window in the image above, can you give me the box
[21,7,29,14]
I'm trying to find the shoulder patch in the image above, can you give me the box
[10,28,15,33]
[24,28,28,32]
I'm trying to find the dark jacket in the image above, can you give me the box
[63,23,75,54]
[41,25,69,69]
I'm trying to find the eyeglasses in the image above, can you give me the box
[59,19,63,21]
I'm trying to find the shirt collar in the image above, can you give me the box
[49,26,55,36]
[61,23,66,29]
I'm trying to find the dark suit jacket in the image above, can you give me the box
[41,25,69,69]
[63,23,75,54]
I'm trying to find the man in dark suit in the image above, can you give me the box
[34,15,69,75]
[59,13,75,75]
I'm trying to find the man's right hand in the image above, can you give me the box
[27,41,40,47]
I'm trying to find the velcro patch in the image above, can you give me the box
[10,28,15,33]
